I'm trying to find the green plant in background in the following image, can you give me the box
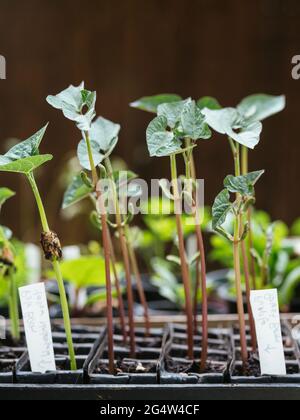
[132,94,212,369]
[0,188,20,341]
[0,127,77,369]
[210,210,300,308]
[46,255,122,314]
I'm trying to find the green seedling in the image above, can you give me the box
[0,188,20,341]
[0,127,77,370]
[133,95,211,368]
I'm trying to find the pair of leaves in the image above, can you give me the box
[202,94,285,149]
[224,170,265,196]
[0,125,52,175]
[47,82,96,131]
[146,99,211,157]
[212,170,265,230]
[77,117,121,170]
[202,107,263,149]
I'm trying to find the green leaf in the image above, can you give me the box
[47,82,96,130]
[202,107,262,149]
[279,267,300,306]
[0,155,53,175]
[89,117,120,154]
[146,116,181,157]
[224,171,264,196]
[157,98,191,128]
[130,94,182,113]
[237,94,286,123]
[0,125,49,167]
[46,256,112,289]
[212,189,232,230]
[0,188,15,207]
[47,82,85,111]
[77,139,104,170]
[180,100,211,140]
[197,97,222,110]
[62,174,93,210]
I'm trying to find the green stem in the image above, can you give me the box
[170,154,194,359]
[229,139,248,367]
[8,268,20,341]
[84,131,98,187]
[27,172,77,371]
[241,146,257,290]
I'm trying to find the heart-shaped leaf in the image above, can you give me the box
[130,94,182,113]
[224,170,265,196]
[157,98,192,128]
[0,155,53,175]
[202,107,262,149]
[181,100,211,140]
[47,82,96,130]
[0,188,15,207]
[237,94,286,123]
[77,139,104,170]
[90,117,120,153]
[47,82,85,111]
[197,96,222,111]
[212,189,232,230]
[146,116,181,157]
[0,125,48,164]
[62,174,93,210]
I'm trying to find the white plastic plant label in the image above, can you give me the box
[19,283,56,373]
[250,289,286,376]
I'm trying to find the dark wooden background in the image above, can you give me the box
[0,0,299,245]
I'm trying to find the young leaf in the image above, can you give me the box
[197,97,222,111]
[237,94,286,123]
[47,82,85,111]
[77,139,104,170]
[212,189,232,230]
[224,170,265,196]
[2,125,48,162]
[47,82,96,130]
[202,107,262,149]
[181,100,211,140]
[0,155,53,175]
[0,188,15,207]
[89,117,120,154]
[146,116,181,157]
[62,174,93,210]
[130,94,182,113]
[157,98,192,128]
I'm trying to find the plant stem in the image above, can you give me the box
[125,226,151,337]
[241,238,257,352]
[185,141,208,371]
[83,132,115,374]
[241,145,257,350]
[108,230,127,343]
[27,172,77,370]
[170,154,194,359]
[242,146,257,290]
[8,268,20,341]
[229,139,248,367]
[104,157,136,357]
[233,216,248,367]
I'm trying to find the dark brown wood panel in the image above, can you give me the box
[0,0,298,247]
